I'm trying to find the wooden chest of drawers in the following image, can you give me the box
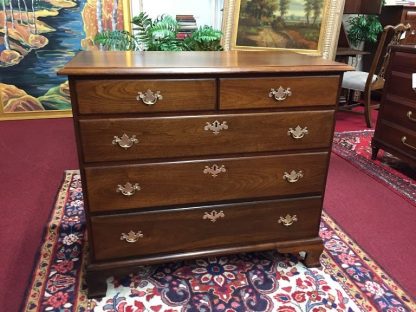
[59,51,350,298]
[372,45,416,166]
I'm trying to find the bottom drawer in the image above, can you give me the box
[374,121,416,158]
[91,197,322,261]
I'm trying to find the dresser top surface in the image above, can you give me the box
[58,51,351,76]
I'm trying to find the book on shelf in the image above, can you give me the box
[178,25,198,30]
[176,15,196,20]
[176,32,191,40]
[178,21,197,26]
[176,14,197,39]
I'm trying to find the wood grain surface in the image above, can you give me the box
[90,197,323,261]
[220,76,339,109]
[79,111,334,162]
[75,79,216,114]
[58,51,352,76]
[85,152,328,212]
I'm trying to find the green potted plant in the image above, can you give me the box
[346,14,383,48]
[94,12,223,51]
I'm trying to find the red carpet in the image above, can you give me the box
[23,171,416,311]
[326,130,416,298]
[0,119,78,310]
[335,109,378,132]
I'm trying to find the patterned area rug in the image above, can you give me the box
[23,171,416,312]
[333,130,416,203]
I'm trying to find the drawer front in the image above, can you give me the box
[381,94,416,132]
[79,111,334,162]
[90,197,323,261]
[74,79,216,114]
[389,51,416,74]
[405,9,416,21]
[219,76,340,109]
[375,122,416,158]
[384,70,414,101]
[85,153,328,212]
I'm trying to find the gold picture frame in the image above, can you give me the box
[0,0,132,121]
[221,0,345,60]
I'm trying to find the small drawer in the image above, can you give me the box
[85,152,328,212]
[90,197,323,261]
[79,111,335,163]
[219,76,340,110]
[74,79,216,114]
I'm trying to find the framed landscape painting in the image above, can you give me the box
[222,0,345,59]
[0,0,131,120]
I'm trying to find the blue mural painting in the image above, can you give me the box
[0,0,125,113]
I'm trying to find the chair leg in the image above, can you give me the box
[364,91,372,128]
[346,89,354,106]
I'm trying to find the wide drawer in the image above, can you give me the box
[219,76,340,109]
[79,111,334,163]
[74,79,216,114]
[85,152,328,212]
[384,70,415,102]
[389,51,416,74]
[90,197,323,261]
[374,122,416,158]
[405,9,416,21]
[380,94,416,132]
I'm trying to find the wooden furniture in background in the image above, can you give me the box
[336,1,380,68]
[363,5,416,71]
[59,51,350,298]
[380,5,416,45]
[340,24,411,128]
[372,45,416,166]
[343,0,383,14]
[336,47,370,66]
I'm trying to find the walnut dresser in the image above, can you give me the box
[372,45,416,165]
[59,51,350,298]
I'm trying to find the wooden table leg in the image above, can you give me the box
[278,240,324,268]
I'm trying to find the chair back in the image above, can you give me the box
[365,23,411,92]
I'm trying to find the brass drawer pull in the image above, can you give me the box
[401,136,416,151]
[203,164,226,177]
[120,230,143,243]
[283,170,303,183]
[407,111,416,123]
[117,182,141,196]
[278,214,298,227]
[137,89,163,105]
[112,133,139,149]
[269,86,292,101]
[204,120,228,135]
[203,210,225,222]
[288,126,308,139]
